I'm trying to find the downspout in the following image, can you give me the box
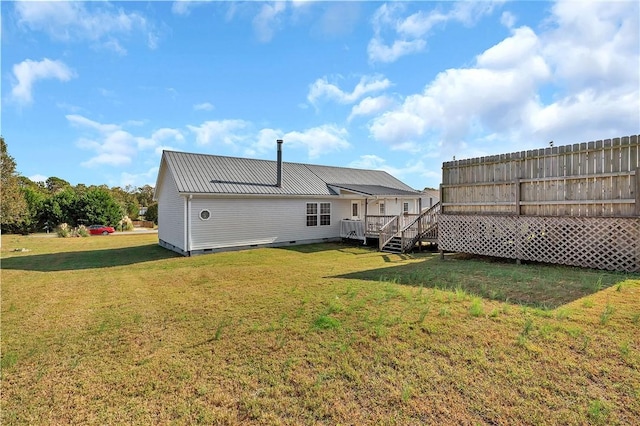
[364,198,368,246]
[418,197,422,243]
[187,195,193,255]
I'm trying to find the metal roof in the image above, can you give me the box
[328,184,420,197]
[160,150,418,196]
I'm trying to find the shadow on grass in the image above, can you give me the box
[1,244,181,272]
[279,241,376,255]
[332,254,633,309]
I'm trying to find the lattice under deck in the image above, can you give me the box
[438,215,639,272]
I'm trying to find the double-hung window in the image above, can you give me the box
[306,203,318,226]
[320,203,331,225]
[306,202,331,226]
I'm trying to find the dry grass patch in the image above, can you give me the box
[2,234,639,424]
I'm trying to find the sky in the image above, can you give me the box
[2,0,639,191]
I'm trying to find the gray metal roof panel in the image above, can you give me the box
[162,150,417,196]
[306,164,415,191]
[329,184,420,196]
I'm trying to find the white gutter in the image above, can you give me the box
[183,195,191,255]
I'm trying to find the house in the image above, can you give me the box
[154,140,423,256]
[420,188,440,210]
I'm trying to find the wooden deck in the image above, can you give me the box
[341,203,441,254]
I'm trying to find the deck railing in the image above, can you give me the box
[375,203,441,252]
[378,216,400,251]
[397,202,441,252]
[365,215,396,235]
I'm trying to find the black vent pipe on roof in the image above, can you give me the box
[277,139,283,188]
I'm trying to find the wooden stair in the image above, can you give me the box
[379,202,441,254]
[381,236,403,253]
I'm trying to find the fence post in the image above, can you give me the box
[514,178,521,216]
[635,169,640,217]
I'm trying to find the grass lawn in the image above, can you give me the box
[1,234,639,425]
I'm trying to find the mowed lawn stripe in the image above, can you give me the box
[2,234,639,424]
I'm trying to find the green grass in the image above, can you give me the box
[2,234,639,424]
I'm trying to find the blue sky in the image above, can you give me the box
[2,0,639,190]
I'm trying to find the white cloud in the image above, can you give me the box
[137,128,186,150]
[193,102,214,111]
[348,155,434,185]
[500,11,516,29]
[308,75,392,106]
[68,115,183,168]
[171,0,212,16]
[367,38,426,64]
[370,25,549,152]
[542,0,639,94]
[15,1,159,53]
[282,124,350,158]
[247,128,283,156]
[10,58,76,105]
[28,174,48,184]
[367,0,639,162]
[253,2,287,43]
[185,119,348,160]
[348,95,396,121]
[348,154,389,171]
[187,120,251,146]
[68,114,120,133]
[368,1,502,63]
[120,167,159,188]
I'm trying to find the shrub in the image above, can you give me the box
[76,225,89,237]
[118,216,134,232]
[56,223,71,238]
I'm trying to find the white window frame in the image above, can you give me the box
[320,202,331,226]
[379,202,385,215]
[403,202,409,214]
[306,203,318,227]
[199,209,211,221]
[307,202,331,227]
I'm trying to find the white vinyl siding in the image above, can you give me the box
[157,167,186,251]
[189,197,350,250]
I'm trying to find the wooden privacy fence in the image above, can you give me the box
[438,135,639,272]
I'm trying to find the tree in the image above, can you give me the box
[0,137,28,233]
[41,187,78,227]
[145,202,158,225]
[136,184,155,207]
[45,176,71,193]
[110,186,140,218]
[76,187,123,226]
[20,178,48,233]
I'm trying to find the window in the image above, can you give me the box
[320,203,331,226]
[379,202,385,215]
[200,209,211,220]
[352,203,358,217]
[403,202,409,213]
[306,202,331,226]
[306,203,318,226]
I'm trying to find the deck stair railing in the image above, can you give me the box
[380,202,441,253]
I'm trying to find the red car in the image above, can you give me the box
[88,224,115,235]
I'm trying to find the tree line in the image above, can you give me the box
[1,137,158,234]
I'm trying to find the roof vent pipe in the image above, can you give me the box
[276,139,283,188]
